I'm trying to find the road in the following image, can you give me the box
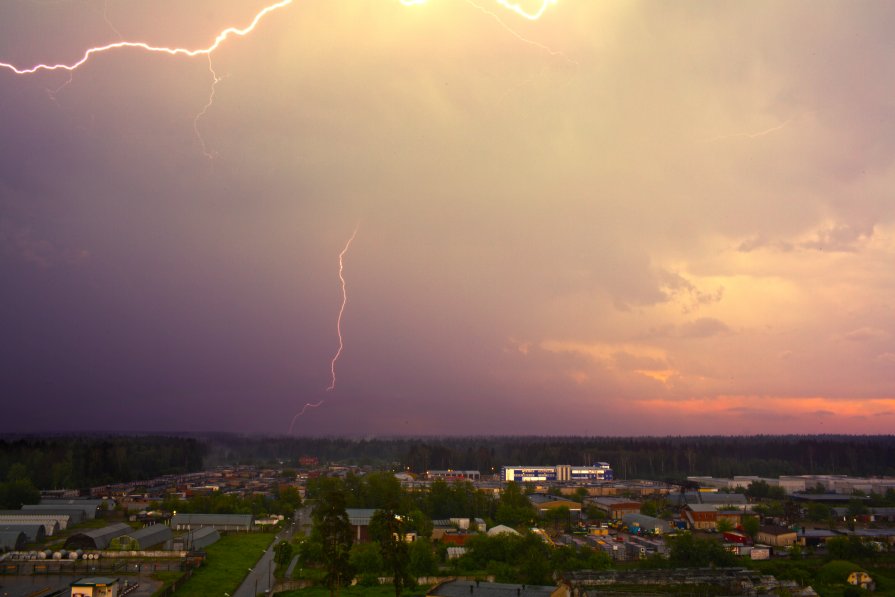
[231,508,309,597]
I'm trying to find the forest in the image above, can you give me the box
[0,435,204,490]
[3,434,895,495]
[206,434,895,479]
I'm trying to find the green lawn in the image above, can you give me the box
[276,585,430,597]
[170,532,275,597]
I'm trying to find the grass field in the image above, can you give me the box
[277,585,431,596]
[169,532,275,597]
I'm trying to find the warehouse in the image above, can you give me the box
[179,526,221,551]
[0,523,47,543]
[0,512,69,533]
[170,513,253,532]
[0,530,27,552]
[19,506,85,525]
[65,523,131,550]
[33,499,103,520]
[109,524,173,550]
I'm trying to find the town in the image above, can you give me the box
[3,449,895,597]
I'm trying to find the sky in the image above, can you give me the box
[1,0,893,436]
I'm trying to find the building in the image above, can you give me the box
[173,526,220,551]
[70,577,119,597]
[109,524,173,550]
[346,508,376,543]
[587,497,641,519]
[502,463,612,483]
[622,514,673,535]
[682,504,742,531]
[427,580,568,597]
[528,495,583,518]
[427,470,481,481]
[0,530,27,552]
[756,526,797,548]
[26,499,102,520]
[65,523,131,550]
[487,525,520,537]
[170,513,253,532]
[13,508,84,526]
[0,523,47,543]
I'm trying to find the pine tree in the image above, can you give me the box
[311,478,354,597]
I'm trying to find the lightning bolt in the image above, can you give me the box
[288,226,359,434]
[327,225,359,392]
[400,0,571,62]
[0,0,293,75]
[400,0,558,20]
[463,0,575,63]
[701,118,795,143]
[193,55,223,160]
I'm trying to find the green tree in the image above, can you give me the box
[640,501,658,517]
[806,502,832,522]
[371,508,414,597]
[349,542,383,585]
[408,539,438,578]
[311,478,354,596]
[741,515,760,542]
[274,540,294,567]
[667,533,735,568]
[495,482,536,528]
[716,518,734,533]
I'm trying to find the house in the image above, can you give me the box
[427,579,569,597]
[70,577,119,597]
[756,526,797,548]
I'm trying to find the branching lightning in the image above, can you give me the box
[4,0,565,156]
[193,55,223,160]
[288,226,359,434]
[400,0,570,62]
[0,0,294,75]
[400,0,558,20]
[463,0,574,63]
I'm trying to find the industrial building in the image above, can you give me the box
[586,497,641,519]
[65,523,131,550]
[0,523,47,543]
[181,527,221,551]
[501,463,613,483]
[21,507,86,525]
[0,530,27,552]
[170,513,253,532]
[426,470,481,481]
[25,499,101,520]
[109,524,173,550]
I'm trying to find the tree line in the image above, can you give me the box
[207,434,895,478]
[0,436,205,490]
